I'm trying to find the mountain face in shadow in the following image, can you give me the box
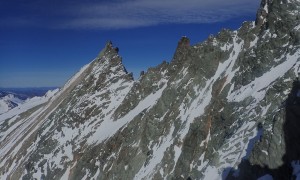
[227,79,300,180]
[282,80,300,179]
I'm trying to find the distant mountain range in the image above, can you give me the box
[0,87,57,114]
[0,87,58,99]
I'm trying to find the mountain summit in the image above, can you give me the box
[1,0,300,179]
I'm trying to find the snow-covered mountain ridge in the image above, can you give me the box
[0,88,58,115]
[0,94,24,114]
[1,0,300,179]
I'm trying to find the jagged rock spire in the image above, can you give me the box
[255,0,269,28]
[97,40,119,58]
[177,36,190,49]
[172,36,190,62]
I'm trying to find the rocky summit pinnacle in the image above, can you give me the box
[172,36,191,62]
[98,41,119,58]
[1,0,300,179]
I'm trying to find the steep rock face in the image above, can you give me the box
[1,0,300,179]
[231,80,300,180]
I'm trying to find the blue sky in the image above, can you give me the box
[0,0,260,88]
